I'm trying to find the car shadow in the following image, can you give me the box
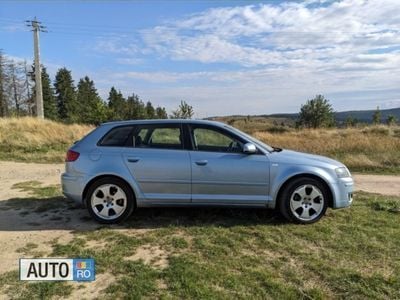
[0,196,287,232]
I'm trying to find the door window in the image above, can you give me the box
[134,125,183,150]
[192,127,243,153]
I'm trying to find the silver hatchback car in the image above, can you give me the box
[62,120,353,224]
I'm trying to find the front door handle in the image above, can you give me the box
[195,160,208,166]
[127,157,140,163]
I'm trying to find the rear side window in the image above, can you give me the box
[133,125,183,150]
[99,126,134,147]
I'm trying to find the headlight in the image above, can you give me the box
[335,167,351,178]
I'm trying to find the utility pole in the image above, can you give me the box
[26,17,47,118]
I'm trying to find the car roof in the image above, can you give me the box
[101,119,226,128]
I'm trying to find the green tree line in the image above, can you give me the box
[45,67,170,124]
[0,51,194,124]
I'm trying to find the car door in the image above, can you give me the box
[123,123,191,203]
[188,124,270,205]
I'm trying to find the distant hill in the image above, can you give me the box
[213,107,400,124]
[334,107,400,123]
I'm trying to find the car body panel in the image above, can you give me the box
[190,151,269,205]
[122,148,191,203]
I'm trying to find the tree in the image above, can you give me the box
[0,51,7,117]
[76,76,108,124]
[0,53,32,117]
[372,106,381,125]
[345,115,358,127]
[54,68,78,122]
[387,114,397,126]
[125,93,146,120]
[41,67,58,120]
[155,106,168,119]
[170,100,194,119]
[10,64,20,115]
[297,95,334,128]
[23,60,34,116]
[145,101,155,119]
[31,66,58,120]
[107,87,126,121]
[6,61,30,117]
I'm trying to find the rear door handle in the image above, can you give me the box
[127,157,140,163]
[195,160,208,166]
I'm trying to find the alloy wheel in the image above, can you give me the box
[289,184,324,221]
[90,184,127,220]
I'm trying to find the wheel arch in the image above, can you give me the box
[82,174,137,207]
[275,173,334,208]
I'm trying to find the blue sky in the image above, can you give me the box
[1,0,399,117]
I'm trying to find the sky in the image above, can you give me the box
[1,0,399,117]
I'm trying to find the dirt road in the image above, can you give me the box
[353,174,400,196]
[1,161,398,199]
[0,161,399,275]
[0,161,95,276]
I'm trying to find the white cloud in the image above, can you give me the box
[94,37,139,55]
[0,23,27,32]
[110,71,208,83]
[91,0,400,116]
[140,0,400,68]
[115,57,143,65]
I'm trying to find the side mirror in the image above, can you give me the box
[243,143,257,154]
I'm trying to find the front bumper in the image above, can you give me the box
[331,177,354,209]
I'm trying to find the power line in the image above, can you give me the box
[2,17,399,36]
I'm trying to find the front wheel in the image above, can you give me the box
[86,177,135,224]
[279,177,328,224]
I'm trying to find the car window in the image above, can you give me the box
[137,128,148,140]
[192,127,243,153]
[134,125,183,150]
[99,126,134,147]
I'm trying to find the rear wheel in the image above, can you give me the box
[279,177,328,224]
[86,177,135,224]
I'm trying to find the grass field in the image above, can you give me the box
[0,117,92,163]
[0,117,399,173]
[0,183,399,299]
[254,127,400,174]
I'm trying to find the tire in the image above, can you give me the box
[85,177,135,224]
[279,177,329,224]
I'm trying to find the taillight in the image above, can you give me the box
[66,150,80,162]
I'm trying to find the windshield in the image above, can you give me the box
[225,125,274,152]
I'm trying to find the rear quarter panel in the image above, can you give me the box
[66,124,145,203]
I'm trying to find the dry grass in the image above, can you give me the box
[0,117,399,173]
[0,117,93,162]
[253,126,400,173]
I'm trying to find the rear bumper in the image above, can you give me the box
[331,177,354,209]
[61,173,85,205]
